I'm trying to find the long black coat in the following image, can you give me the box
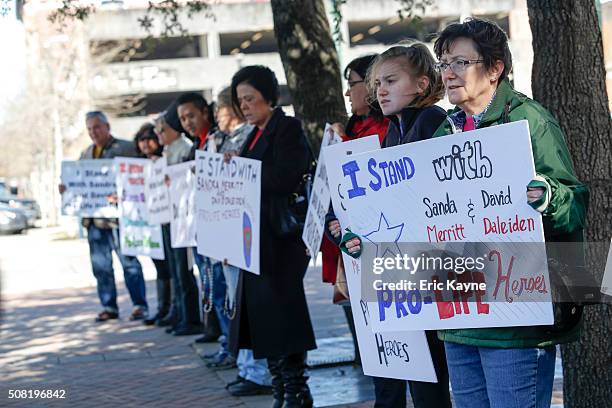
[229,108,317,359]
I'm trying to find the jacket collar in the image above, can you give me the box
[92,135,116,157]
[386,107,423,144]
[479,79,521,128]
[240,107,285,158]
[445,79,519,130]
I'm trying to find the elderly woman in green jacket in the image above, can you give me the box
[429,18,588,408]
[341,17,589,408]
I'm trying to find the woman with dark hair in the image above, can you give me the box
[132,123,171,326]
[337,45,451,408]
[330,54,389,143]
[228,65,316,408]
[430,18,588,408]
[322,54,389,370]
[134,122,164,158]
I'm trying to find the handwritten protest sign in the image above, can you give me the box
[167,161,197,248]
[61,159,119,218]
[195,151,261,275]
[145,157,171,225]
[116,158,164,259]
[333,121,553,332]
[323,136,436,382]
[302,124,342,257]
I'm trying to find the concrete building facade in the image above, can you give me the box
[83,0,536,138]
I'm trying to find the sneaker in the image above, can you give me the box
[228,380,273,396]
[206,354,237,370]
[95,311,119,322]
[200,350,221,360]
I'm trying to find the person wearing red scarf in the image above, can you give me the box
[322,55,389,289]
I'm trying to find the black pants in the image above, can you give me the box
[342,304,361,365]
[152,258,170,280]
[152,258,171,317]
[161,224,200,328]
[373,331,451,408]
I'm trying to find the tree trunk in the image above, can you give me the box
[270,0,347,154]
[527,1,612,407]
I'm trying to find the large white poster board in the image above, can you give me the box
[302,124,342,257]
[115,158,164,259]
[145,156,172,225]
[335,121,553,332]
[61,159,118,218]
[195,151,262,275]
[323,136,436,382]
[168,161,197,248]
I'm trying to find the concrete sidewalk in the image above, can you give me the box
[0,284,373,408]
[0,227,564,407]
[0,227,375,407]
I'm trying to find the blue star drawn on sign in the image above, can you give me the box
[362,213,404,258]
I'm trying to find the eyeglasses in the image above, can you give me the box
[347,80,364,88]
[435,59,484,73]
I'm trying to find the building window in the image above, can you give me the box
[219,30,278,55]
[347,15,509,47]
[109,90,212,117]
[348,17,441,46]
[474,15,511,39]
[90,35,206,63]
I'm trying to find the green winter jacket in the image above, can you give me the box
[433,79,589,348]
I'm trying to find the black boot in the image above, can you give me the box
[157,278,171,321]
[201,306,221,341]
[267,357,285,408]
[282,352,313,408]
[158,280,178,327]
[145,279,171,325]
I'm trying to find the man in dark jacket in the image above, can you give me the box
[61,111,148,322]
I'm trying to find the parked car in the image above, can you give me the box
[0,203,27,234]
[0,195,41,227]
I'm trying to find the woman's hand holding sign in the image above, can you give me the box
[328,220,341,239]
[344,237,361,255]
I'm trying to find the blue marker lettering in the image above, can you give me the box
[377,289,393,321]
[342,160,366,199]
[368,158,382,191]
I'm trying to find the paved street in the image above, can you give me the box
[0,225,374,407]
[0,225,564,407]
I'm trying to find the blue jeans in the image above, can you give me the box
[194,250,230,352]
[223,263,240,307]
[444,342,556,408]
[238,349,272,386]
[87,224,147,313]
